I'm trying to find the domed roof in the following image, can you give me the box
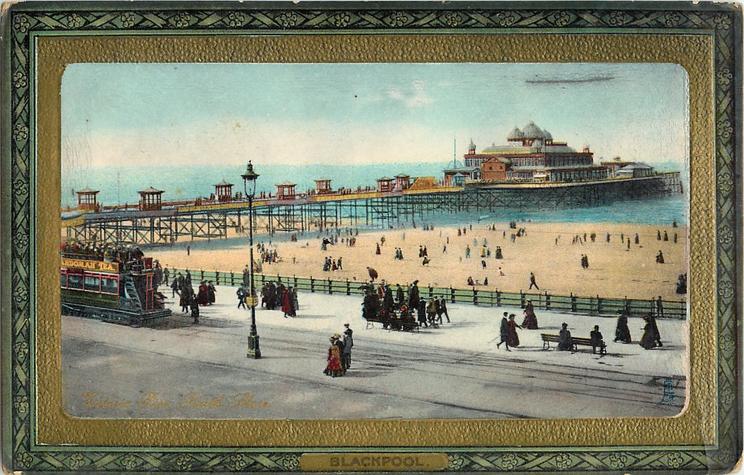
[542,129,553,140]
[521,121,545,139]
[506,126,524,141]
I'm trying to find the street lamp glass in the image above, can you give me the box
[241,161,259,197]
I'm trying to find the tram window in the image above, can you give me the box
[67,274,83,289]
[60,271,67,288]
[84,275,100,291]
[101,277,118,294]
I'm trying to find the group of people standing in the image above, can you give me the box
[170,271,201,323]
[322,256,343,272]
[260,281,298,317]
[324,324,354,377]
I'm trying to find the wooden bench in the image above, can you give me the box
[573,336,606,355]
[364,316,419,332]
[541,334,606,355]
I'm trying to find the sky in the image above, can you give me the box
[61,63,689,170]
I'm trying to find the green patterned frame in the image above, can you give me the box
[1,2,740,472]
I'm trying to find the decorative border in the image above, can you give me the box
[4,2,740,472]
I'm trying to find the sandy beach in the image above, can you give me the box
[151,221,687,301]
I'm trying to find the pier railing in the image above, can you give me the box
[164,267,687,320]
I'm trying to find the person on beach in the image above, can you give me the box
[613,310,632,343]
[375,243,381,255]
[437,297,450,323]
[663,231,669,241]
[187,245,190,256]
[465,245,471,258]
[657,230,661,240]
[180,285,191,313]
[590,325,606,355]
[648,313,663,346]
[163,267,170,286]
[506,314,521,348]
[558,323,573,351]
[521,300,538,329]
[635,233,640,245]
[495,246,503,259]
[496,313,510,351]
[656,250,665,264]
[529,272,540,290]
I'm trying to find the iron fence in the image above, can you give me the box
[164,267,687,320]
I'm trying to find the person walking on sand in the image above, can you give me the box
[187,245,191,256]
[528,272,540,290]
[496,313,510,351]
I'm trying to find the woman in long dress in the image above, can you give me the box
[197,281,209,305]
[639,317,657,349]
[324,336,345,377]
[614,311,632,343]
[506,314,521,347]
[521,300,538,329]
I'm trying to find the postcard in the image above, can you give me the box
[1,2,741,473]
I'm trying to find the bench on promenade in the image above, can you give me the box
[364,316,419,332]
[541,333,606,355]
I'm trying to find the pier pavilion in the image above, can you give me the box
[75,187,100,211]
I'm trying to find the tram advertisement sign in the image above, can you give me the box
[61,257,119,273]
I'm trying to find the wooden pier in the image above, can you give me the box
[62,172,682,246]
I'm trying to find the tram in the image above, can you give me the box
[60,246,171,326]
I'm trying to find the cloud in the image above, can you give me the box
[386,80,433,109]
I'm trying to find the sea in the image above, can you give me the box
[61,162,688,226]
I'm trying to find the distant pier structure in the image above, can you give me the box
[62,122,682,246]
[63,170,682,246]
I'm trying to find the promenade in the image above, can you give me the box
[62,289,686,420]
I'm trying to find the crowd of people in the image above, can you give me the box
[168,270,206,323]
[260,281,298,318]
[361,279,451,330]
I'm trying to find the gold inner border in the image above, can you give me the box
[36,33,715,448]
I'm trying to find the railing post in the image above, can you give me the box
[230,271,234,286]
[328,278,332,294]
[496,289,501,306]
[473,288,478,306]
[571,293,577,312]
[520,290,525,308]
[215,271,220,285]
[597,295,602,315]
[310,276,315,293]
[450,286,455,304]
[200,269,204,281]
[293,275,298,288]
[428,285,433,300]
[545,291,550,310]
[346,279,351,296]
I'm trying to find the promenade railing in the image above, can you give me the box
[165,267,687,320]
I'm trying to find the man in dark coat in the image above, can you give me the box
[496,312,510,351]
[408,280,420,311]
[207,281,216,305]
[590,325,606,355]
[417,300,427,327]
[395,284,405,308]
[237,286,247,309]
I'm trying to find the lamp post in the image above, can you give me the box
[242,161,261,359]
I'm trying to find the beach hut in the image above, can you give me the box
[75,187,100,211]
